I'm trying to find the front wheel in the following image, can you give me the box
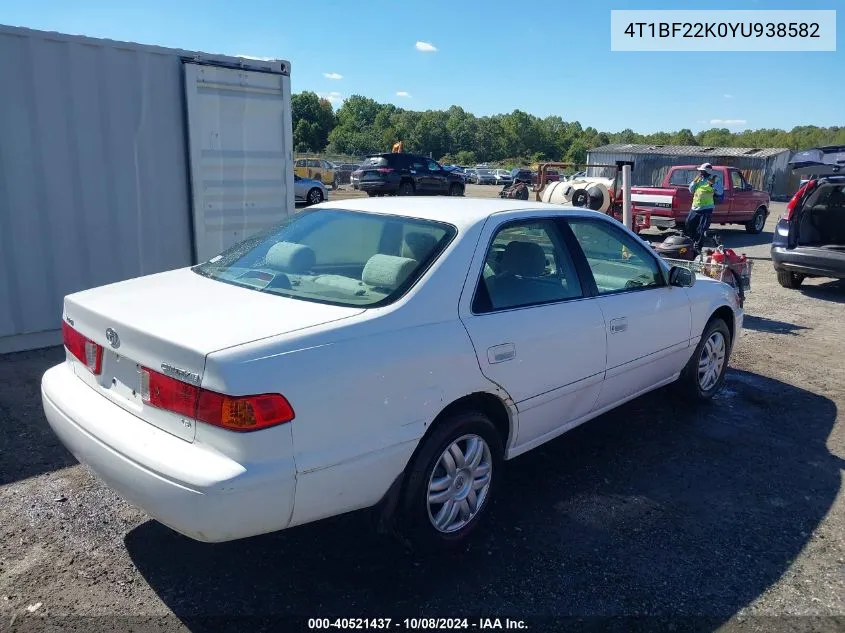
[675,318,732,401]
[777,270,805,289]
[399,412,503,551]
[398,181,415,196]
[745,207,767,234]
[306,187,324,205]
[449,183,463,197]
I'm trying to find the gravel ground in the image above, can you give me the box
[1,194,844,632]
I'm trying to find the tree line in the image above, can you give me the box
[292,91,845,166]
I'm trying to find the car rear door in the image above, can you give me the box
[427,159,449,194]
[459,216,607,451]
[564,217,692,411]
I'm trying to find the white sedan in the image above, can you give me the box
[42,198,742,550]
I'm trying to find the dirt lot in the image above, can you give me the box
[1,189,844,632]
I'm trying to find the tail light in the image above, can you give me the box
[140,367,294,432]
[784,180,815,220]
[376,167,394,173]
[62,321,103,375]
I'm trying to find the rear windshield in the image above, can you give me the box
[192,209,456,307]
[804,183,845,208]
[477,169,493,175]
[361,156,389,167]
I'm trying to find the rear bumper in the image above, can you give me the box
[633,210,677,229]
[41,363,296,542]
[771,246,845,279]
[359,180,399,194]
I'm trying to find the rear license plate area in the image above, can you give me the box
[105,352,142,404]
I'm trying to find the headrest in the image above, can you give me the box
[401,231,438,260]
[500,241,546,277]
[265,242,316,273]
[362,254,417,291]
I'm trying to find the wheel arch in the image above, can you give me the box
[709,304,736,343]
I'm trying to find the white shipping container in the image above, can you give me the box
[0,25,294,353]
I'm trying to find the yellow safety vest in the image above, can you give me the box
[692,181,715,209]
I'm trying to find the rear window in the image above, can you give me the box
[668,169,724,189]
[361,156,389,167]
[193,209,456,308]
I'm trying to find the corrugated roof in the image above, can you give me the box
[589,144,790,158]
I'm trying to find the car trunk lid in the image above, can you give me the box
[63,268,363,442]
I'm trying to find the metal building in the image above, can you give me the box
[586,144,795,199]
[0,25,293,354]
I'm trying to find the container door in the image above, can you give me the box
[183,62,293,263]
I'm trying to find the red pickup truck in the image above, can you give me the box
[631,165,770,234]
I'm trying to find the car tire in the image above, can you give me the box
[306,188,324,206]
[676,317,732,402]
[776,270,805,289]
[332,176,338,191]
[366,191,377,197]
[398,181,415,196]
[745,207,767,234]
[449,183,463,197]
[399,411,503,552]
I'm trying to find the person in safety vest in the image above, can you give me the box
[392,140,404,153]
[686,163,724,248]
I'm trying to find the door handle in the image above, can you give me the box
[609,317,628,334]
[487,343,515,364]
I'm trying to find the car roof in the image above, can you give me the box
[310,197,611,230]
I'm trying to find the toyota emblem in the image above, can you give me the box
[105,328,120,349]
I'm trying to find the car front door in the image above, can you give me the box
[459,218,607,451]
[427,160,449,194]
[729,170,753,220]
[564,217,692,411]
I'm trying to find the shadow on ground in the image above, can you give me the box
[743,315,810,336]
[0,346,75,485]
[641,228,773,251]
[126,369,841,629]
[801,279,845,304]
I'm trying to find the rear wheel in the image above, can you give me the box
[745,207,767,234]
[398,180,415,196]
[366,191,377,197]
[676,318,732,402]
[399,411,503,551]
[777,270,805,289]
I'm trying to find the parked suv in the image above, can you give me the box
[357,154,466,197]
[772,176,845,288]
[510,168,534,185]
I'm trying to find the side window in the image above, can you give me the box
[427,160,439,171]
[410,158,426,171]
[731,171,743,189]
[295,159,305,167]
[473,220,583,313]
[567,219,664,295]
[307,159,320,168]
[323,160,333,170]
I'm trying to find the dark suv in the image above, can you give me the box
[358,153,465,197]
[772,176,845,288]
[510,168,534,185]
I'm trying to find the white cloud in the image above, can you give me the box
[415,41,437,52]
[710,118,747,126]
[318,91,344,106]
[396,91,411,98]
[323,72,343,80]
[723,94,733,99]
[235,53,276,61]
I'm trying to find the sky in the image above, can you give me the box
[1,0,841,134]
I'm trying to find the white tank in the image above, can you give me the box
[540,181,575,205]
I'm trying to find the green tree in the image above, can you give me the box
[291,91,335,152]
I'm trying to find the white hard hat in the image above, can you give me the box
[697,162,713,172]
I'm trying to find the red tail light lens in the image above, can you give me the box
[62,322,103,375]
[376,167,394,173]
[140,367,294,432]
[784,180,815,220]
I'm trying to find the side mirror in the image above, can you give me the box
[669,265,695,288]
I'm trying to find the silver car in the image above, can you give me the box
[294,174,328,206]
